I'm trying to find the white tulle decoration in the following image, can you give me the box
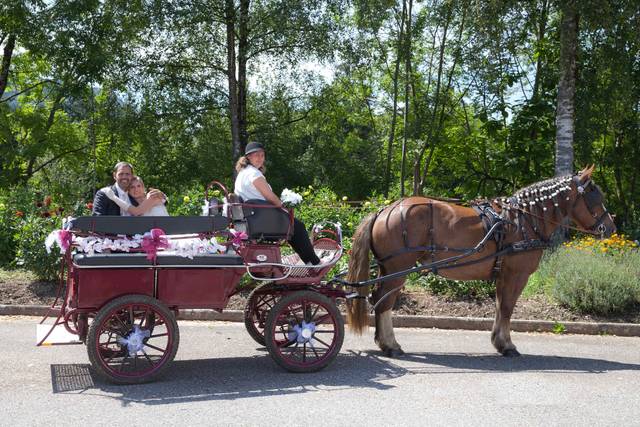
[45,230,228,258]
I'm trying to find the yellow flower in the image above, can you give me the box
[183,196,190,203]
[364,201,371,207]
[342,196,348,201]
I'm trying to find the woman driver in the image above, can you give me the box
[234,142,320,265]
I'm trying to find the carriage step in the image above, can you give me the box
[36,324,82,346]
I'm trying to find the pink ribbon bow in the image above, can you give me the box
[57,230,72,252]
[142,228,170,261]
[230,229,248,247]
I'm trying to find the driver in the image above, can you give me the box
[234,142,321,265]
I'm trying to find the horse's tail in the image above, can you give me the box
[346,212,377,334]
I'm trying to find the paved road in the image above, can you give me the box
[1,317,639,426]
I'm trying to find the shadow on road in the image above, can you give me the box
[50,350,404,404]
[50,350,640,405]
[397,352,640,375]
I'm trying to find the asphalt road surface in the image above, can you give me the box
[1,317,639,426]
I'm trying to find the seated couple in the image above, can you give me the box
[92,162,168,216]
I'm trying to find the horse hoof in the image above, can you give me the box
[382,348,405,358]
[502,348,521,358]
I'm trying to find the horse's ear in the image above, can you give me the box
[578,164,595,182]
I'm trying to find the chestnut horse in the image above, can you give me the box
[346,166,616,357]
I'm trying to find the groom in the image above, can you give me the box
[91,162,139,216]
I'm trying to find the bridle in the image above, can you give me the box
[501,175,614,238]
[570,176,613,236]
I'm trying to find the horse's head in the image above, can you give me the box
[568,165,616,238]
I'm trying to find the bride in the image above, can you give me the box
[104,176,169,216]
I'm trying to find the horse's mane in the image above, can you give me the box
[513,175,572,197]
[497,174,574,210]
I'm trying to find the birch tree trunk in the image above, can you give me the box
[555,0,578,176]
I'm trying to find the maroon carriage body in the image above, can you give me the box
[71,253,245,310]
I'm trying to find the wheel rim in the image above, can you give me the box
[249,292,279,338]
[271,296,340,368]
[94,302,174,380]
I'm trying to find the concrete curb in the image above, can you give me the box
[2,304,639,337]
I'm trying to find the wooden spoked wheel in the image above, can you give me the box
[265,291,344,373]
[87,294,179,384]
[244,284,281,346]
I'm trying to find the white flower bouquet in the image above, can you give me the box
[280,188,303,208]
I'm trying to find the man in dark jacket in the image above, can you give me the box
[92,162,139,215]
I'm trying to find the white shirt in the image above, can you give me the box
[234,165,270,201]
[114,183,131,216]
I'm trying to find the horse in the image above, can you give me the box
[346,165,616,357]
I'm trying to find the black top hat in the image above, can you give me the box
[245,141,265,156]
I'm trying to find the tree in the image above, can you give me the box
[133,0,342,171]
[555,0,578,176]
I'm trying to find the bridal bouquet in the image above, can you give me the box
[280,188,303,208]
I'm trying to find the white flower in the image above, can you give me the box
[281,188,303,207]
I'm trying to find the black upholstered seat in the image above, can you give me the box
[241,199,291,240]
[73,252,244,267]
[65,215,230,235]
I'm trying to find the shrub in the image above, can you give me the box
[0,194,18,266]
[14,215,61,281]
[293,186,381,238]
[406,272,495,299]
[542,247,640,315]
[168,185,206,216]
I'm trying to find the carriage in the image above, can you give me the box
[37,181,347,384]
[38,167,615,383]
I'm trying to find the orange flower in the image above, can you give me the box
[15,211,24,218]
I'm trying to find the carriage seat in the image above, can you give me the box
[241,199,291,241]
[73,252,244,267]
[65,215,231,236]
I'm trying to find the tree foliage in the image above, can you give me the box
[1,0,639,240]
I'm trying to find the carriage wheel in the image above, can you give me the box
[265,291,344,373]
[87,294,179,384]
[244,284,281,346]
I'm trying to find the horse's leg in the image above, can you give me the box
[491,273,530,357]
[372,276,405,357]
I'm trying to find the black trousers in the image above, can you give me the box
[289,218,320,265]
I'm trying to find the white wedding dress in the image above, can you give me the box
[102,187,169,216]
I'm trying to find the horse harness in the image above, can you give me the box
[366,174,611,288]
[371,199,551,283]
